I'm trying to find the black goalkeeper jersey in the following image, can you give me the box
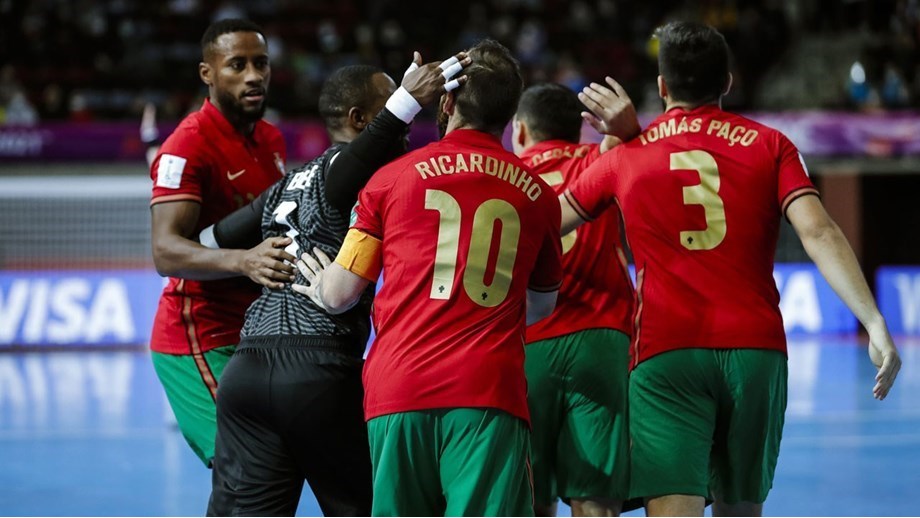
[240,144,374,356]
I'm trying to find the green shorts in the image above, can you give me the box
[151,344,235,466]
[525,328,630,506]
[629,348,787,504]
[367,408,534,517]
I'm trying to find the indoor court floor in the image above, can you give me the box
[0,336,918,516]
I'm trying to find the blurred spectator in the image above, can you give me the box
[3,91,39,126]
[1,0,918,121]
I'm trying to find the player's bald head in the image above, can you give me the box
[201,18,266,63]
[319,65,389,132]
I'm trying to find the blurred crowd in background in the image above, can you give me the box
[0,0,918,126]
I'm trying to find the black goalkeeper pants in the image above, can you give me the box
[207,337,372,517]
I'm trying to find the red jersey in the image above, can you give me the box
[353,129,563,422]
[566,105,817,368]
[521,141,634,343]
[150,99,286,355]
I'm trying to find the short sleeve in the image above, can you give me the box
[350,163,397,239]
[529,196,563,291]
[776,132,819,215]
[564,148,620,221]
[150,131,209,206]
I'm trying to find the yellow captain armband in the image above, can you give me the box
[335,229,383,282]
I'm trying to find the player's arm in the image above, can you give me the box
[198,185,273,250]
[787,195,901,400]
[324,51,470,214]
[527,199,564,325]
[291,228,381,314]
[151,200,296,289]
[559,192,589,235]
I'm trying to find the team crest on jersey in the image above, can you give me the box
[274,152,286,174]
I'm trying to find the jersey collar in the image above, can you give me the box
[519,139,574,164]
[440,128,504,150]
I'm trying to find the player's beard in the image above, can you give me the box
[216,88,266,129]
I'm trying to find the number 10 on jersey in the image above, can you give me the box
[425,189,521,308]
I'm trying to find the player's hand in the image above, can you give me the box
[291,247,334,311]
[867,323,901,400]
[578,77,641,141]
[401,51,471,105]
[237,237,297,289]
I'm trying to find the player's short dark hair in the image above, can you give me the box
[655,21,731,105]
[516,83,582,144]
[454,39,523,135]
[318,65,385,131]
[200,19,265,59]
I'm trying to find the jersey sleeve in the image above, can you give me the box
[563,148,619,221]
[350,162,398,240]
[529,196,563,292]
[150,131,209,206]
[776,132,819,215]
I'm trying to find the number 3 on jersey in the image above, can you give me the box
[672,150,726,250]
[425,189,521,307]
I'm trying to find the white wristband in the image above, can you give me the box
[199,225,219,249]
[385,86,422,124]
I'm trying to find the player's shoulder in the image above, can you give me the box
[159,112,210,156]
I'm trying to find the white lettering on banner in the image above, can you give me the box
[894,274,920,333]
[0,280,30,342]
[47,279,91,343]
[0,278,136,344]
[775,271,823,332]
[86,280,135,342]
[23,280,50,343]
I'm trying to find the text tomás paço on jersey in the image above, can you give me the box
[638,116,760,147]
[414,153,545,201]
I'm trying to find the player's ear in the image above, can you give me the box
[442,91,457,116]
[657,75,667,100]
[723,72,733,96]
[514,118,527,147]
[199,62,213,87]
[347,106,368,131]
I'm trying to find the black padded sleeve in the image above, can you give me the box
[324,108,409,214]
[212,186,271,249]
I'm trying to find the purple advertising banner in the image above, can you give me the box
[2,111,920,161]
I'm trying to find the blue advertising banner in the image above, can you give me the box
[0,270,162,347]
[876,267,920,335]
[0,264,865,347]
[773,263,857,334]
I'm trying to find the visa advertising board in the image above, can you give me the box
[2,264,917,348]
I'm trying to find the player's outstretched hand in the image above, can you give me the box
[401,51,471,106]
[237,236,296,290]
[867,323,901,400]
[579,77,641,141]
[291,248,334,311]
